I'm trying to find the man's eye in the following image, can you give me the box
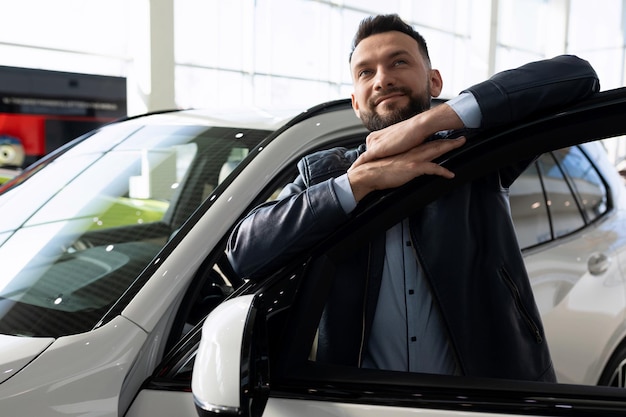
[394,60,407,66]
[358,70,372,78]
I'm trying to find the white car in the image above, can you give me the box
[1,88,626,416]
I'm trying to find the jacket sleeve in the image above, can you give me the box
[463,55,600,129]
[226,148,357,278]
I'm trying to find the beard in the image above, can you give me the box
[359,86,432,131]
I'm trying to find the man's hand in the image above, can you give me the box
[347,136,466,202]
[352,103,465,169]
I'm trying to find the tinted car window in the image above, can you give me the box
[536,152,586,238]
[510,146,609,250]
[553,146,608,222]
[0,123,270,338]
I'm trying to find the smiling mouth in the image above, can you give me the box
[375,93,405,106]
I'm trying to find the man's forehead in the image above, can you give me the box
[351,31,421,67]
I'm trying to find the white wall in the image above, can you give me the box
[0,0,624,119]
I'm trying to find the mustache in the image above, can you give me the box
[369,87,412,107]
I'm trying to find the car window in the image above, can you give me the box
[553,146,608,222]
[537,151,586,238]
[510,146,609,250]
[0,123,270,338]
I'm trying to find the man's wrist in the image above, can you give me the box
[347,168,373,203]
[417,102,465,135]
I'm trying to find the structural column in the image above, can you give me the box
[128,0,176,115]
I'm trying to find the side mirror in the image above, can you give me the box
[192,294,269,416]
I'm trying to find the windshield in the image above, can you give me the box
[0,119,270,337]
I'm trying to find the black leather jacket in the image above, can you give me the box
[227,55,600,382]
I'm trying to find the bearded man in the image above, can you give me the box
[226,14,600,381]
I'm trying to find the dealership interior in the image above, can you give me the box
[3,1,626,416]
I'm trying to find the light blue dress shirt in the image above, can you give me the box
[331,93,481,374]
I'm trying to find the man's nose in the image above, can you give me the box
[374,67,395,90]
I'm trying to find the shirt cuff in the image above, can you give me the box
[332,173,357,214]
[446,92,482,128]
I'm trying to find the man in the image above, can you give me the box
[227,14,599,381]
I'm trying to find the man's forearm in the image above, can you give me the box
[226,179,349,277]
[465,55,599,128]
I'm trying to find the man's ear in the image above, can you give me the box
[351,92,361,118]
[430,69,443,98]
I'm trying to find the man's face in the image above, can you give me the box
[350,31,443,131]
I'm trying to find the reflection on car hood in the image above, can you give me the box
[0,334,54,383]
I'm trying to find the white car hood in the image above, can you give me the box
[0,334,54,384]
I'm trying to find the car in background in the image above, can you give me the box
[1,88,626,416]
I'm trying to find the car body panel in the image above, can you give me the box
[117,108,291,131]
[0,335,54,384]
[262,398,536,417]
[529,230,626,384]
[0,315,146,416]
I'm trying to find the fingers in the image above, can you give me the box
[349,153,368,171]
[351,136,466,171]
[347,137,465,201]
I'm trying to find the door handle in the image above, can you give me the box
[588,252,610,276]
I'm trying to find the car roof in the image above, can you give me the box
[116,107,298,131]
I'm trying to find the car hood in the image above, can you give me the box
[0,334,54,384]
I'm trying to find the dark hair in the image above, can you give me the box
[349,14,430,67]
